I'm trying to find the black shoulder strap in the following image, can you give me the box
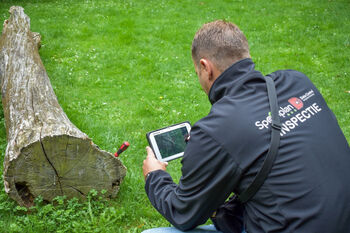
[238,76,281,203]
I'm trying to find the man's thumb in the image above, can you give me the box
[146,146,168,166]
[146,146,156,158]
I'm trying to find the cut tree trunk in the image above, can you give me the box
[0,6,126,207]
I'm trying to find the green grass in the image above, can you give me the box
[0,0,349,232]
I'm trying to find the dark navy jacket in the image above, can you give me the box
[145,58,350,233]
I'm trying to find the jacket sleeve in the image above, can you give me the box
[145,125,242,231]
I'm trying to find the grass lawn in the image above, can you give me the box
[0,0,349,232]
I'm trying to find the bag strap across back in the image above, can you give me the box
[238,76,281,203]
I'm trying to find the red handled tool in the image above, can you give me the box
[114,141,130,157]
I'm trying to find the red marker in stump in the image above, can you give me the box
[114,141,130,157]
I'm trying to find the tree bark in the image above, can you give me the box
[0,6,126,207]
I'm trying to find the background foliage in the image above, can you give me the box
[0,0,349,232]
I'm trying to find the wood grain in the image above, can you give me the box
[0,6,126,206]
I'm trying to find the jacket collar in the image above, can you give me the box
[208,58,258,104]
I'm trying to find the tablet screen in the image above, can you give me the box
[154,126,188,159]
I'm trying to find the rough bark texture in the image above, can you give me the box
[0,6,126,207]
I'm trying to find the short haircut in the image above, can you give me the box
[191,20,250,72]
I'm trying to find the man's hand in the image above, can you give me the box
[143,146,168,180]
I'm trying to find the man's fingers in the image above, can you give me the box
[144,146,167,179]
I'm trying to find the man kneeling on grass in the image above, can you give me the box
[142,20,350,233]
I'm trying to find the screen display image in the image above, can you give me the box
[154,127,188,159]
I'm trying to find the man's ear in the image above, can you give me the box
[200,58,222,82]
[199,58,213,80]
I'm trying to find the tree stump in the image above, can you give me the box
[0,6,126,207]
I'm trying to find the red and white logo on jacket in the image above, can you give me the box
[288,97,303,110]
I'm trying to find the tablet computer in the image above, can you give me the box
[146,121,191,162]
